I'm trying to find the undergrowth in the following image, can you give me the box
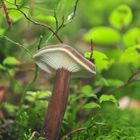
[1,101,140,140]
[62,105,140,140]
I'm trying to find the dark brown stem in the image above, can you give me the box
[89,40,95,63]
[41,69,70,140]
[1,0,11,26]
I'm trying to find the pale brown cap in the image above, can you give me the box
[33,44,96,77]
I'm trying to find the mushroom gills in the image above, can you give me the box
[39,51,81,72]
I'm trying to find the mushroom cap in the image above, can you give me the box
[33,44,96,77]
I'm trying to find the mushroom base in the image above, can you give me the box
[41,68,70,140]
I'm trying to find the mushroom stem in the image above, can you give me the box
[41,69,70,140]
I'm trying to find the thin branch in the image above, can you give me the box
[54,0,79,35]
[89,40,95,63]
[106,69,140,94]
[124,69,140,86]
[37,35,43,49]
[18,64,39,109]
[12,8,63,43]
[45,32,54,45]
[55,16,65,34]
[54,9,59,30]
[64,0,79,25]
[61,122,106,140]
[1,0,12,27]
[69,0,79,21]
[6,0,54,12]
[18,33,43,110]
[28,131,40,140]
[0,35,32,57]
[5,0,29,9]
[11,0,63,43]
[60,128,86,140]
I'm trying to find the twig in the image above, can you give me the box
[60,128,86,140]
[64,0,79,25]
[89,40,94,63]
[6,0,29,9]
[28,131,40,140]
[6,0,54,12]
[37,35,43,49]
[106,69,140,94]
[123,69,140,86]
[60,122,106,140]
[54,9,59,30]
[69,0,79,21]
[53,0,79,35]
[55,16,65,34]
[1,0,11,27]
[18,63,39,108]
[0,35,32,57]
[17,8,62,43]
[18,32,42,111]
[11,0,63,43]
[45,32,54,45]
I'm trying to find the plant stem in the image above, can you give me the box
[41,69,70,140]
[1,0,11,26]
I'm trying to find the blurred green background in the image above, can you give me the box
[0,0,140,140]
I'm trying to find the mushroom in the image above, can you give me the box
[33,44,96,140]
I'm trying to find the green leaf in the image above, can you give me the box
[84,27,120,46]
[99,95,118,106]
[27,90,51,98]
[81,85,97,99]
[105,49,123,60]
[36,100,48,108]
[26,90,51,102]
[3,56,20,66]
[83,93,98,99]
[84,51,110,72]
[18,111,29,127]
[123,28,140,47]
[81,85,92,94]
[35,15,56,23]
[120,45,140,67]
[96,78,123,87]
[5,0,17,8]
[25,95,35,102]
[37,90,51,99]
[109,4,133,30]
[2,103,18,115]
[9,10,23,22]
[83,102,101,110]
[56,0,77,21]
[70,95,81,103]
[105,79,123,87]
[0,28,5,35]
